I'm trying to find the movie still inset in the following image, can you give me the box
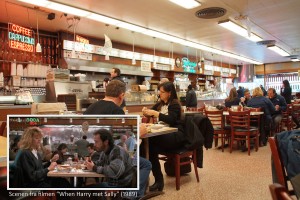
[8,115,139,191]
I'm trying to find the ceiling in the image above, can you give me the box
[1,0,300,65]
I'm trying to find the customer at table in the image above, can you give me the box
[247,87,276,146]
[84,80,126,115]
[51,143,68,164]
[13,127,70,188]
[240,89,251,107]
[267,88,287,131]
[142,81,185,192]
[225,87,240,108]
[86,129,133,188]
[186,84,198,108]
[87,143,100,162]
[84,92,152,199]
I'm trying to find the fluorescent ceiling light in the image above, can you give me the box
[218,20,263,42]
[17,0,263,65]
[47,2,90,17]
[169,0,201,9]
[87,13,121,25]
[267,45,290,57]
[291,58,300,62]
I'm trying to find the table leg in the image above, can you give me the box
[143,138,149,160]
[74,177,77,187]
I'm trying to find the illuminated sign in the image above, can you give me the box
[182,57,196,73]
[8,23,35,52]
[26,117,40,126]
[76,35,89,44]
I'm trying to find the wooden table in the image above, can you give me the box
[142,126,178,159]
[48,168,105,187]
[223,111,264,115]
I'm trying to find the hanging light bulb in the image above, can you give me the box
[96,118,100,123]
[132,32,136,65]
[36,10,42,53]
[71,18,76,58]
[153,37,157,69]
[248,63,251,79]
[170,42,174,70]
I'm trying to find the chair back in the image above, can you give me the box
[0,122,6,136]
[229,109,251,130]
[249,107,262,126]
[268,137,289,189]
[281,104,292,131]
[205,110,224,129]
[269,183,293,200]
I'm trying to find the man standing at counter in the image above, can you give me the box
[111,67,126,110]
[84,80,126,115]
[186,85,197,108]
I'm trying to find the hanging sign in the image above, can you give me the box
[76,35,89,44]
[8,23,35,52]
[141,61,151,72]
[182,57,196,73]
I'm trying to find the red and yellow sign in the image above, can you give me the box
[8,23,35,52]
[76,35,89,44]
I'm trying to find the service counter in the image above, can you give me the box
[0,105,32,121]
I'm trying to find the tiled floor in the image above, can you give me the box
[149,144,273,200]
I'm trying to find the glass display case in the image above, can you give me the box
[125,91,157,105]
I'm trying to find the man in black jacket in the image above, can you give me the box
[186,85,197,108]
[267,88,287,131]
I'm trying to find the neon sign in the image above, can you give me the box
[76,35,89,44]
[182,57,197,73]
[8,23,35,52]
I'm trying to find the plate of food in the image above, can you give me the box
[151,124,165,130]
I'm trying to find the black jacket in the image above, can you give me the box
[186,89,197,107]
[269,94,287,115]
[280,87,292,104]
[152,100,181,127]
[184,114,214,168]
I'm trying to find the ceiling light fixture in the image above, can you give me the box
[218,19,263,42]
[169,0,201,9]
[18,0,263,65]
[267,45,290,57]
[291,58,300,62]
[132,32,136,65]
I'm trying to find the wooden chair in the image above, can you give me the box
[268,137,294,194]
[269,183,293,200]
[0,122,6,136]
[159,148,199,190]
[229,109,259,155]
[280,104,292,132]
[205,109,230,152]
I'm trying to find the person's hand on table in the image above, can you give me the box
[85,161,95,170]
[48,162,57,171]
[143,109,159,118]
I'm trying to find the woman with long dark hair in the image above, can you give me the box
[142,81,185,191]
[225,87,240,108]
[281,80,292,104]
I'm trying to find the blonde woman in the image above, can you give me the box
[247,87,275,146]
[13,127,59,188]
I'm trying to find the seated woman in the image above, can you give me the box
[13,127,58,188]
[51,143,68,164]
[142,81,185,192]
[247,87,276,146]
[225,87,240,108]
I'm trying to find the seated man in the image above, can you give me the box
[240,89,251,107]
[267,88,287,131]
[86,129,134,188]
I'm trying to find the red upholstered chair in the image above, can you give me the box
[205,109,230,152]
[229,109,259,155]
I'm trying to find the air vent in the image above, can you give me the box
[195,7,226,19]
[256,40,276,46]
